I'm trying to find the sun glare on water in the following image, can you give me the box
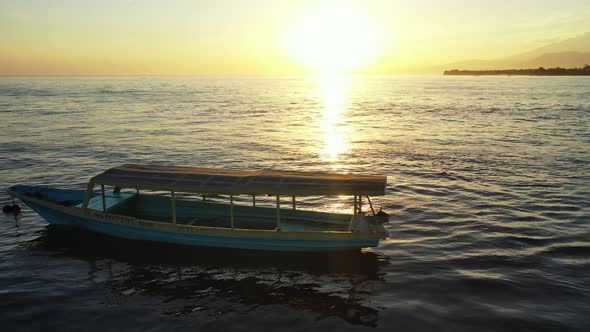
[287,2,380,167]
[288,2,380,74]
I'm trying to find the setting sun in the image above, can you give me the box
[288,2,380,74]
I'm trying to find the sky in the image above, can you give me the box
[1,0,589,75]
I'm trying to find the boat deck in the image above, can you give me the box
[77,192,351,232]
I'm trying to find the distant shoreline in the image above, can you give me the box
[444,65,590,76]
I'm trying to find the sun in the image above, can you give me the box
[288,2,380,74]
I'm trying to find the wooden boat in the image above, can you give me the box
[7,164,389,252]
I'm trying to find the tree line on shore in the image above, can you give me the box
[444,65,590,76]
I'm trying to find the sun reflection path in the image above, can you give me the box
[317,75,352,165]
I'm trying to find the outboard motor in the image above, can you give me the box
[375,207,390,223]
[349,208,390,239]
[349,214,372,233]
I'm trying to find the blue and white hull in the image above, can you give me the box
[8,185,383,252]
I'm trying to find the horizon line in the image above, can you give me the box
[0,73,444,78]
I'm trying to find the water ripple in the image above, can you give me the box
[0,76,589,331]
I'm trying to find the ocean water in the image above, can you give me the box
[0,76,589,331]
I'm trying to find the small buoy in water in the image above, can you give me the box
[12,204,21,213]
[2,205,13,214]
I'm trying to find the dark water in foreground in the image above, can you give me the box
[0,76,589,331]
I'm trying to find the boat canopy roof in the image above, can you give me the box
[90,164,387,196]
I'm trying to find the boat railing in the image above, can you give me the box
[84,183,384,233]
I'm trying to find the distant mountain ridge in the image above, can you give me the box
[442,32,590,71]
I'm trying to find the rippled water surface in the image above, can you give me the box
[0,76,589,331]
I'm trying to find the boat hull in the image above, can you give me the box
[10,189,381,252]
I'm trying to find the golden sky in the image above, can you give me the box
[1,0,589,75]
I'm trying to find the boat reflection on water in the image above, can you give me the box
[31,225,388,327]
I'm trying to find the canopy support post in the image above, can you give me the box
[101,185,106,212]
[82,180,95,211]
[202,193,205,202]
[136,188,139,195]
[353,195,357,215]
[359,195,362,214]
[252,195,256,207]
[292,195,296,210]
[276,195,281,231]
[171,191,176,225]
[230,194,235,229]
[366,196,376,215]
